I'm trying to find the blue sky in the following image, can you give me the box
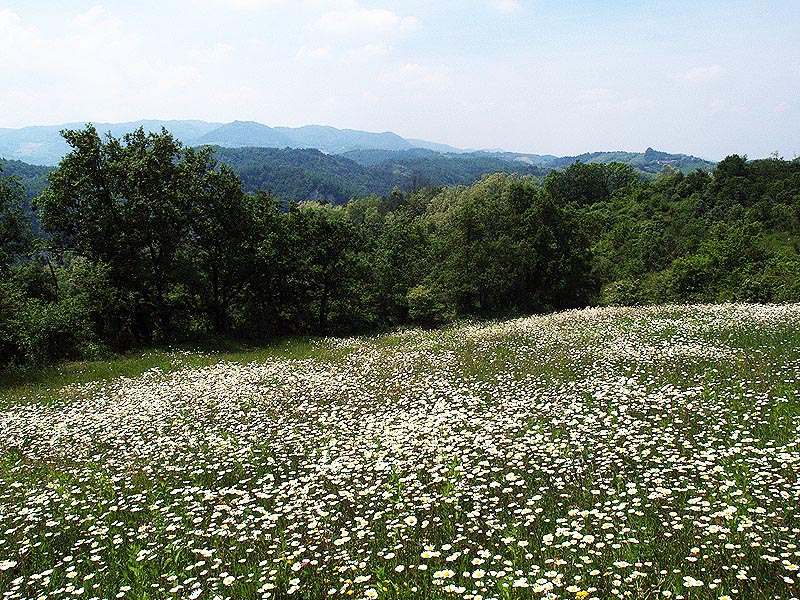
[1,0,798,159]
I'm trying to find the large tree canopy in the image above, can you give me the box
[2,124,799,368]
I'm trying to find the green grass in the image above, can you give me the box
[0,336,358,407]
[1,304,799,600]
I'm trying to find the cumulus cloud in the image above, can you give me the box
[491,0,522,14]
[0,7,205,124]
[68,5,107,28]
[296,46,333,61]
[314,7,417,36]
[347,43,387,61]
[674,65,723,83]
[382,62,449,89]
[188,42,235,65]
[185,0,285,11]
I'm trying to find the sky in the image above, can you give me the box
[0,1,798,160]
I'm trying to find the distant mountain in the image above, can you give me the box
[0,119,453,165]
[339,148,441,167]
[0,120,223,165]
[0,124,73,165]
[108,119,223,142]
[406,138,467,154]
[491,148,715,176]
[0,119,717,178]
[275,125,413,154]
[196,121,294,148]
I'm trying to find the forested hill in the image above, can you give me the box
[210,147,374,203]
[500,147,715,175]
[2,145,713,206]
[0,130,714,204]
[337,148,714,176]
[0,159,50,199]
[212,146,550,203]
[203,146,716,204]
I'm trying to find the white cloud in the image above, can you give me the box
[492,0,522,14]
[0,9,42,69]
[228,0,284,9]
[0,7,205,125]
[68,5,107,28]
[188,43,235,65]
[383,63,449,89]
[296,46,333,60]
[674,65,723,83]
[577,87,653,114]
[314,8,417,36]
[347,43,387,61]
[185,0,285,11]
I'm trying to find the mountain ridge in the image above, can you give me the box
[0,119,447,165]
[0,119,716,172]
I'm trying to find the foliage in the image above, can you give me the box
[1,124,799,368]
[0,165,31,274]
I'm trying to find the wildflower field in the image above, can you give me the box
[1,303,799,600]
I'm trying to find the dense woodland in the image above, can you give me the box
[1,125,798,367]
[212,146,550,203]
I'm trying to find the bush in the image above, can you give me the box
[407,284,452,325]
[14,296,95,365]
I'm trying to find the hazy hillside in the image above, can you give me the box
[195,121,294,148]
[547,147,714,175]
[0,120,222,165]
[275,125,413,153]
[0,120,448,165]
[0,120,717,176]
[486,148,715,176]
[340,148,442,166]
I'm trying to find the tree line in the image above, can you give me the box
[1,125,798,367]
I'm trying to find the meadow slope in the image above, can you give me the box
[1,304,799,600]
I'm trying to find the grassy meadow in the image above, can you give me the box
[1,304,799,600]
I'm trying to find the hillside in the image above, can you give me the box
[212,146,375,203]
[215,146,708,203]
[1,118,716,207]
[485,147,715,176]
[2,304,799,599]
[0,119,446,165]
[212,146,550,202]
[0,119,716,175]
[1,144,716,207]
[275,125,413,153]
[195,121,295,148]
[0,159,50,199]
